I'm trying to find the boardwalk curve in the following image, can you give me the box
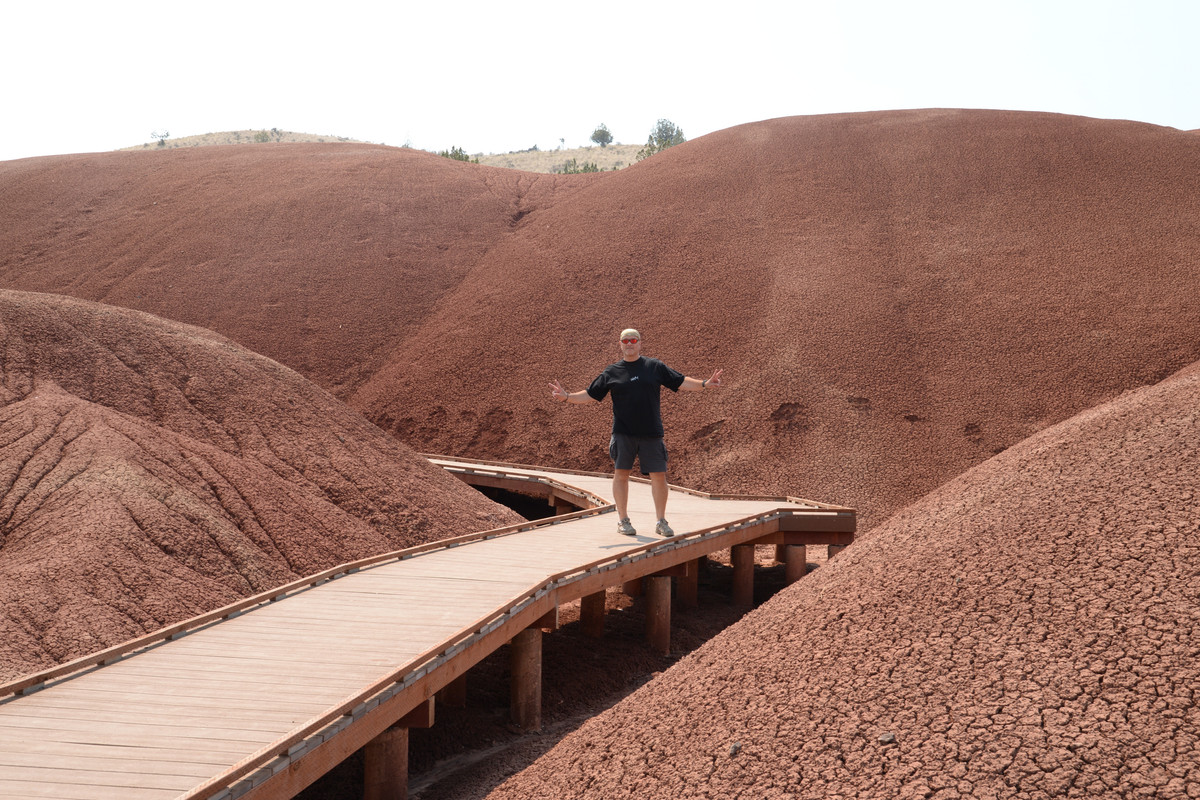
[0,457,854,800]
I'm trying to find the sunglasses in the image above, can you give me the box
[621,338,639,344]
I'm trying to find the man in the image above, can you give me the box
[549,328,722,537]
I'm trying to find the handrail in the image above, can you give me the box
[424,453,617,480]
[426,454,856,512]
[438,464,610,509]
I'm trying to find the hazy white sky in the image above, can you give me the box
[3,0,1197,163]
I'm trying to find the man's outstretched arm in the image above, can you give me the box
[549,380,598,404]
[679,368,723,392]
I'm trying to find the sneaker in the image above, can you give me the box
[617,517,637,536]
[655,518,675,537]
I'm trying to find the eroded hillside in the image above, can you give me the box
[0,291,520,680]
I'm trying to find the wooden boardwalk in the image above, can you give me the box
[0,457,854,800]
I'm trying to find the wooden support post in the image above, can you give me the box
[677,558,700,609]
[363,699,433,800]
[437,673,467,708]
[622,577,643,597]
[581,591,605,638]
[732,544,755,609]
[785,544,808,585]
[774,544,787,564]
[827,544,847,559]
[510,627,542,732]
[363,726,408,800]
[645,575,672,656]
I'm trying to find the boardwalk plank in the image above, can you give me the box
[0,737,236,764]
[24,679,355,705]
[60,660,379,686]
[0,764,200,789]
[0,749,221,775]
[103,653,400,680]
[0,702,308,732]
[0,782,181,799]
[9,688,334,717]
[0,716,274,744]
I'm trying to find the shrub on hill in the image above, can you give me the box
[554,158,602,174]
[438,145,479,163]
[636,118,686,161]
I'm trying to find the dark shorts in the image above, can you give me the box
[609,433,668,475]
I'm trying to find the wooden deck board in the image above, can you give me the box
[0,726,262,750]
[0,716,277,745]
[0,751,223,776]
[24,680,357,707]
[111,647,412,675]
[0,782,185,800]
[0,737,239,765]
[37,676,364,701]
[0,702,313,730]
[238,597,503,617]
[11,686,335,717]
[196,612,481,635]
[0,764,200,787]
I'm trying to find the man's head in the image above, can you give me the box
[619,328,641,361]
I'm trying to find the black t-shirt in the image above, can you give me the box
[586,356,685,437]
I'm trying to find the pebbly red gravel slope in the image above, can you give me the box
[486,359,1200,799]
[0,290,520,681]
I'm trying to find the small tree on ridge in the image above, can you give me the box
[590,123,613,148]
[636,119,685,161]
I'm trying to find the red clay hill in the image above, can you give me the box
[485,358,1200,799]
[0,141,598,398]
[2,111,1199,796]
[3,110,1200,532]
[0,290,519,681]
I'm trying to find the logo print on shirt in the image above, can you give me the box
[630,376,640,381]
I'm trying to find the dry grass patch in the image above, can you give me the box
[474,144,640,173]
[122,129,365,151]
[120,132,638,173]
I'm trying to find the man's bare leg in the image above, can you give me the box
[613,469,633,519]
[650,472,669,520]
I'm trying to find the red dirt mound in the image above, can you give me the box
[8,111,1196,530]
[486,360,1200,799]
[0,290,520,681]
[0,143,598,398]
